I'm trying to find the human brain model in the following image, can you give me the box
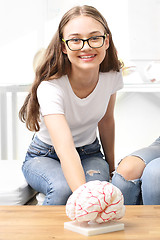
[66,180,125,223]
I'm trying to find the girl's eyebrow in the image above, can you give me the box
[68,33,80,38]
[67,31,103,38]
[90,31,103,35]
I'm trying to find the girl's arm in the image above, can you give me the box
[44,114,86,192]
[98,93,116,176]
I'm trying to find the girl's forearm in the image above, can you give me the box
[59,147,86,192]
[98,117,115,175]
[44,114,86,192]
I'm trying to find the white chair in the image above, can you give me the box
[0,160,36,205]
[0,85,36,205]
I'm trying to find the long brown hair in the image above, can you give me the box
[19,5,122,132]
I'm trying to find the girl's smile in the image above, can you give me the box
[78,54,96,61]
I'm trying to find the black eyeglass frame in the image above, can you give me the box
[62,34,107,51]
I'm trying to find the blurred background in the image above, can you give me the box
[0,0,160,164]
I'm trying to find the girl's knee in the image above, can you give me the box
[44,185,72,205]
[116,156,145,181]
[42,178,72,205]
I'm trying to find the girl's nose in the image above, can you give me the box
[82,41,91,50]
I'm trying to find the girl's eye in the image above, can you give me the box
[90,36,100,41]
[70,39,81,44]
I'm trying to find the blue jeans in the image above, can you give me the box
[22,135,109,205]
[112,137,160,205]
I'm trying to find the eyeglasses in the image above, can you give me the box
[62,34,106,51]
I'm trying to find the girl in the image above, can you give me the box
[19,5,123,205]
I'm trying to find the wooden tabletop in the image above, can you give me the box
[0,205,160,240]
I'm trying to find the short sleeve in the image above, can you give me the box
[111,69,124,94]
[37,81,64,116]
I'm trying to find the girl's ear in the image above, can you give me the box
[62,43,67,54]
[105,34,109,50]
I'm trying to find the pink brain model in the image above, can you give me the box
[66,180,125,223]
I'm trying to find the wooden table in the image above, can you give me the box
[0,205,160,240]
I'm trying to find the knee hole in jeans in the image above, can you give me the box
[116,156,145,181]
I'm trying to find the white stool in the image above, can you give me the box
[0,160,36,205]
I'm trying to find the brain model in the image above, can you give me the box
[66,180,125,223]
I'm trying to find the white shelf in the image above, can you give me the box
[0,84,31,92]
[1,83,160,93]
[121,83,160,92]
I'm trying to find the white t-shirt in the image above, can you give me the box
[36,71,123,147]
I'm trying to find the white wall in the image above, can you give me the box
[2,0,160,85]
[0,0,46,85]
[0,0,129,85]
[0,0,160,162]
[128,0,160,60]
[114,92,160,165]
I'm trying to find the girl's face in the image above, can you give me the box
[62,15,109,73]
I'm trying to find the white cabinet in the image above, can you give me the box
[114,84,160,165]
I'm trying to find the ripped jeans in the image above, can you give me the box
[22,135,109,205]
[112,137,160,205]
